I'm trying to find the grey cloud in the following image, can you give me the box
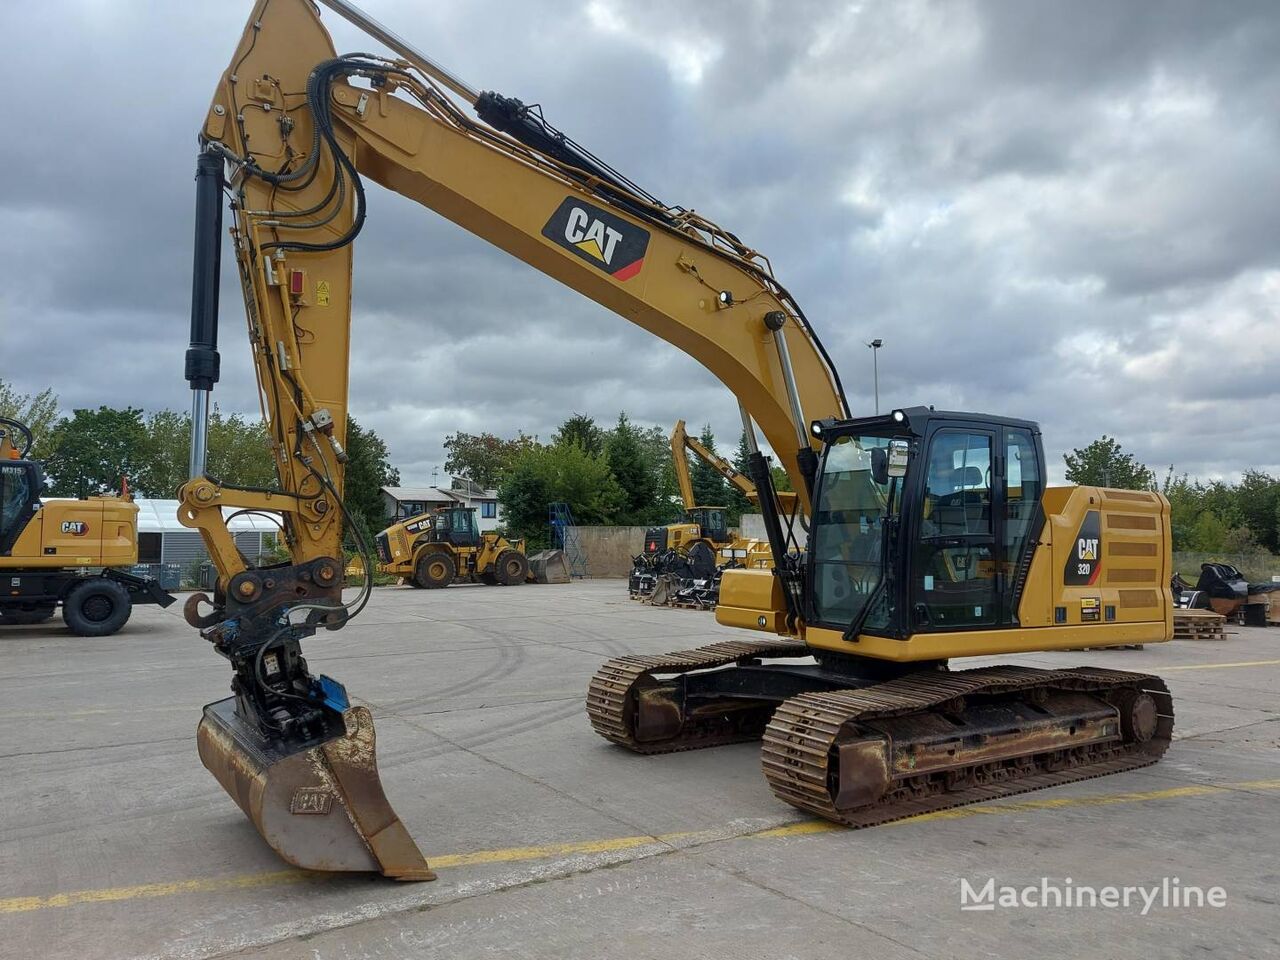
[1,0,1276,489]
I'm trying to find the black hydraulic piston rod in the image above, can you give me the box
[185,148,224,478]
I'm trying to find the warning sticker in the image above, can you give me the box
[316,280,331,306]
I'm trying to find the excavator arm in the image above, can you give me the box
[183,0,846,880]
[670,418,757,510]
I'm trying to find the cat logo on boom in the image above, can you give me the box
[542,197,649,281]
[60,520,89,537]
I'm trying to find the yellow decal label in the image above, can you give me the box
[315,280,331,306]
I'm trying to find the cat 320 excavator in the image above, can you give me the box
[184,0,1174,880]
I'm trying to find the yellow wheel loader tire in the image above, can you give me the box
[62,578,133,637]
[495,550,529,586]
[415,552,456,589]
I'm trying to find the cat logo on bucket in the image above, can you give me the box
[60,520,89,537]
[542,197,649,281]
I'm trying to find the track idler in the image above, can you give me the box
[197,698,433,880]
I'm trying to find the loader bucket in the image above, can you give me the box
[527,549,571,584]
[197,698,434,880]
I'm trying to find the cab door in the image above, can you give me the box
[999,426,1044,624]
[0,461,40,556]
[911,428,999,630]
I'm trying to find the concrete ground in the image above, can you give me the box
[1,580,1277,960]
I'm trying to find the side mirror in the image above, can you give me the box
[871,448,889,485]
[887,439,909,478]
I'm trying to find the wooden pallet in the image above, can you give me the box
[1173,609,1227,641]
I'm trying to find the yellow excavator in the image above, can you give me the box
[1,417,175,633]
[184,0,1174,880]
[630,418,778,605]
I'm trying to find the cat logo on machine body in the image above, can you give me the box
[60,520,89,537]
[1064,510,1101,586]
[404,517,431,536]
[542,197,649,281]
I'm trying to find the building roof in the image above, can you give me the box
[132,498,283,534]
[381,486,460,503]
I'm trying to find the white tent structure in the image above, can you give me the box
[133,499,279,574]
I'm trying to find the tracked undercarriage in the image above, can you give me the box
[587,639,1173,826]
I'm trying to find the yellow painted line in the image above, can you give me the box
[4,779,1278,916]
[1160,659,1280,672]
[896,778,1280,824]
[748,779,1280,836]
[0,870,308,915]
[430,829,703,869]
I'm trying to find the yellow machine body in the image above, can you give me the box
[188,0,1178,878]
[5,497,140,569]
[376,506,528,587]
[719,485,1173,658]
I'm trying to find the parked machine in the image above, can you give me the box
[0,417,175,634]
[630,418,778,607]
[376,505,528,587]
[183,0,1175,880]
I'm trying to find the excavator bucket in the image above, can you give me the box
[197,699,434,880]
[527,549,571,584]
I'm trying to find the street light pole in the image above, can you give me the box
[866,339,883,414]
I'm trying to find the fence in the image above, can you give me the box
[574,526,649,578]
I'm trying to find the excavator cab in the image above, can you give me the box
[806,406,1045,639]
[0,419,41,554]
[685,507,730,545]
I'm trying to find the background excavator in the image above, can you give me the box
[0,417,174,633]
[186,0,1174,880]
[630,417,781,607]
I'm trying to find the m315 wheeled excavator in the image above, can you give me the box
[1,417,175,634]
[184,0,1174,880]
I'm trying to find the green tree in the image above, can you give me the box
[343,417,400,535]
[498,443,624,547]
[443,430,537,489]
[726,430,754,525]
[771,464,793,493]
[44,406,151,496]
[635,423,681,523]
[0,380,59,457]
[689,425,728,508]
[553,413,604,456]
[604,412,654,523]
[1161,467,1204,551]
[1234,471,1280,553]
[1187,511,1228,552]
[142,407,276,497]
[1063,436,1155,490]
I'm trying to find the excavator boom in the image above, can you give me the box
[185,0,843,878]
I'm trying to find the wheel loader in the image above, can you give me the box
[180,0,1175,881]
[376,504,528,587]
[0,417,175,634]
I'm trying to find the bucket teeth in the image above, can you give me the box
[197,699,434,880]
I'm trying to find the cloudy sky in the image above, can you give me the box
[2,0,1277,486]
